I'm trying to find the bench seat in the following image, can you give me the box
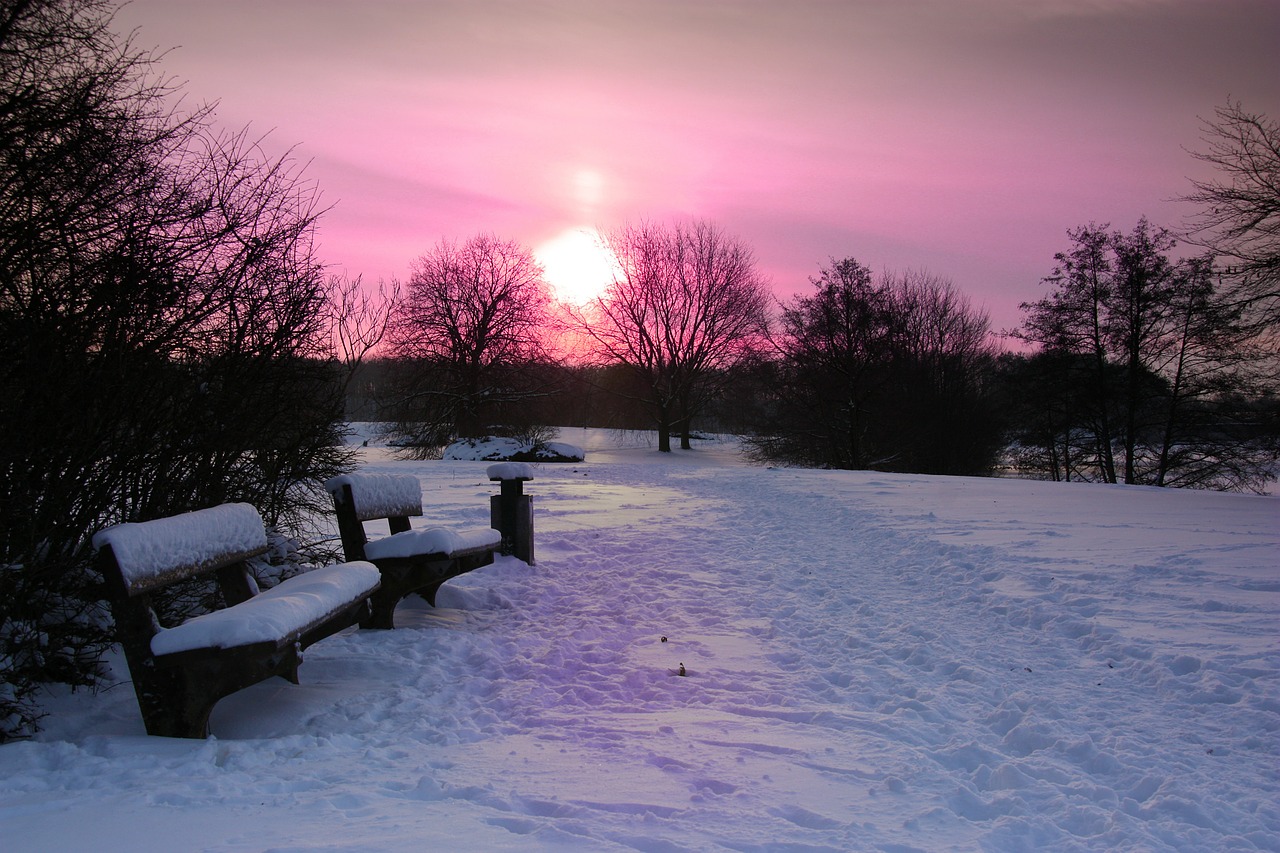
[363,526,501,562]
[151,561,381,657]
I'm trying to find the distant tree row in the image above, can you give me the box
[376,221,771,455]
[366,214,1275,486]
[570,220,770,452]
[1001,102,1280,489]
[744,260,1002,474]
[379,234,552,453]
[363,104,1277,488]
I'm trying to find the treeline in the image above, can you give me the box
[1007,218,1278,490]
[358,101,1280,484]
[353,218,1278,490]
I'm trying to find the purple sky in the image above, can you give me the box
[114,0,1280,336]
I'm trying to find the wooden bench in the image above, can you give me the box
[94,503,381,738]
[325,473,502,629]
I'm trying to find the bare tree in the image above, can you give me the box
[1181,101,1280,333]
[326,272,400,390]
[1014,220,1274,490]
[573,220,769,452]
[387,233,551,449]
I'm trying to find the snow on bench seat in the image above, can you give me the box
[150,560,381,657]
[363,526,501,561]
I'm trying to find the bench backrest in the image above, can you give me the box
[324,473,423,522]
[93,503,269,597]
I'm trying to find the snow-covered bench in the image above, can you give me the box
[325,473,501,629]
[94,503,381,738]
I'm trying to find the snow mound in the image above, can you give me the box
[443,436,584,462]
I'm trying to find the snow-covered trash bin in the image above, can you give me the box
[487,462,535,565]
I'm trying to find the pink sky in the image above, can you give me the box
[114,0,1280,336]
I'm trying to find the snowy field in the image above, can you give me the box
[2,428,1277,852]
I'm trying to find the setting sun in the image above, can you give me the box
[536,227,617,305]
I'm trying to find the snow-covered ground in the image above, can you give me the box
[2,428,1277,851]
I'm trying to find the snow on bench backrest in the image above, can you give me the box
[93,503,269,596]
[324,473,423,521]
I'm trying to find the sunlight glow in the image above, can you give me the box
[536,227,617,305]
[573,169,605,212]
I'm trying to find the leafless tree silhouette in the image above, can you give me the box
[572,220,769,451]
[386,234,552,450]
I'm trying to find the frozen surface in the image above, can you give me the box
[363,526,501,560]
[92,503,267,591]
[8,429,1279,852]
[149,561,381,656]
[325,472,423,519]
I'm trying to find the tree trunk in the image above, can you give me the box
[656,401,672,452]
[677,413,693,450]
[1156,310,1194,487]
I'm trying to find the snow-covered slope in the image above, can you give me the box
[2,430,1276,851]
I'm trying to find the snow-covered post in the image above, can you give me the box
[487,463,534,564]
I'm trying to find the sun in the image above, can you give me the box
[536,227,616,305]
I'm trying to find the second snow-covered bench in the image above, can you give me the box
[325,473,501,629]
[94,503,381,738]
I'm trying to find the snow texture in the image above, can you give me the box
[9,428,1279,852]
[486,462,534,481]
[324,472,423,520]
[151,562,382,656]
[363,526,501,560]
[92,503,267,592]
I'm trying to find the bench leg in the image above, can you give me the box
[136,648,302,738]
[361,586,400,630]
[418,580,445,607]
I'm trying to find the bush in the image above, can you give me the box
[0,0,347,739]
